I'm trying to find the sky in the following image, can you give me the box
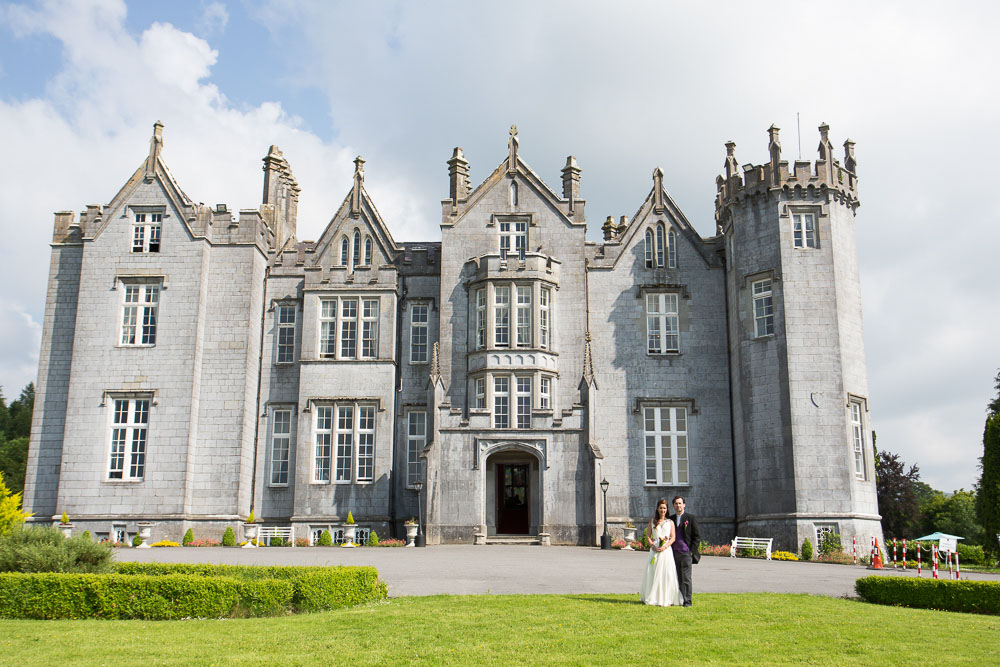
[0,0,997,493]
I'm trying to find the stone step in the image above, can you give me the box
[486,536,542,545]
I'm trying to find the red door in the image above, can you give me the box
[496,464,529,534]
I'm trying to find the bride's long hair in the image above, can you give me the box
[650,498,670,528]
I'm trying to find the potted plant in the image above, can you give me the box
[343,512,357,547]
[623,520,636,550]
[404,517,419,547]
[242,510,259,549]
[57,512,73,538]
[136,521,154,549]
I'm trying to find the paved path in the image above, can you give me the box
[116,545,1000,598]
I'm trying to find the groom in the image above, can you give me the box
[670,495,700,607]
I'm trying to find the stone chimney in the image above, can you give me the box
[724,141,738,180]
[602,215,616,241]
[144,120,164,181]
[768,124,781,186]
[448,148,471,202]
[844,138,857,175]
[561,155,581,212]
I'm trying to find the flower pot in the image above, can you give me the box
[405,524,418,547]
[623,526,636,550]
[136,522,154,549]
[343,524,357,547]
[242,523,259,548]
[58,523,74,538]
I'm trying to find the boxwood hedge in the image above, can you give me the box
[0,564,387,620]
[855,575,1000,615]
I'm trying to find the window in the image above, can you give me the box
[364,237,373,265]
[499,219,526,260]
[646,293,679,354]
[539,376,551,410]
[646,223,675,268]
[494,286,510,347]
[474,377,486,410]
[815,523,839,548]
[510,181,518,207]
[131,212,162,253]
[516,286,532,348]
[270,409,291,485]
[109,398,149,480]
[120,281,160,346]
[475,288,486,350]
[656,224,665,267]
[410,304,429,363]
[515,376,532,428]
[276,305,296,363]
[792,212,817,249]
[320,296,379,360]
[539,288,550,349]
[752,279,775,338]
[645,229,654,267]
[407,411,426,487]
[352,231,361,268]
[644,406,688,486]
[315,402,376,484]
[851,401,867,480]
[341,237,349,265]
[493,376,509,429]
[667,229,677,268]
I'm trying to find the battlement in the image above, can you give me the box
[715,124,858,230]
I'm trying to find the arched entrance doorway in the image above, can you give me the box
[483,446,542,537]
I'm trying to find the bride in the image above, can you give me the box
[639,498,684,606]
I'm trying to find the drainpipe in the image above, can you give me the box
[721,244,739,536]
[389,275,406,539]
[249,263,271,518]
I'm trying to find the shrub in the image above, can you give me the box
[182,528,194,546]
[269,535,285,547]
[629,540,648,551]
[346,512,355,525]
[957,543,987,566]
[81,530,91,541]
[611,539,626,549]
[295,538,311,547]
[815,551,854,565]
[222,526,236,547]
[698,543,731,557]
[151,540,179,547]
[318,530,333,546]
[377,538,406,547]
[0,471,32,536]
[772,550,798,561]
[819,532,842,557]
[855,575,1000,615]
[801,538,813,561]
[60,512,69,525]
[188,538,221,547]
[366,530,379,547]
[0,526,113,573]
[131,534,143,547]
[247,510,255,524]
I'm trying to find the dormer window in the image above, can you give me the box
[645,223,676,268]
[131,212,162,253]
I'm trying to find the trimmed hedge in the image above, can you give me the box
[0,564,387,620]
[855,576,1000,615]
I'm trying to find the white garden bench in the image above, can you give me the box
[730,536,773,560]
[258,526,295,547]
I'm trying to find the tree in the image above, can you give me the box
[0,383,33,498]
[5,383,33,439]
[976,411,1000,557]
[0,471,32,535]
[988,370,1000,417]
[875,449,922,538]
[922,489,982,544]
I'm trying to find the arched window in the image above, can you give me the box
[655,224,665,267]
[353,231,361,267]
[667,229,677,268]
[340,237,349,265]
[364,237,373,265]
[645,230,654,267]
[510,181,518,207]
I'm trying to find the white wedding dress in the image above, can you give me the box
[639,520,684,606]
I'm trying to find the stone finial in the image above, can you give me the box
[145,120,164,181]
[350,155,365,217]
[601,215,616,241]
[448,147,471,202]
[767,124,781,186]
[508,125,519,174]
[582,333,595,385]
[561,155,581,211]
[724,141,738,179]
[817,123,835,184]
[652,167,665,213]
[844,138,857,174]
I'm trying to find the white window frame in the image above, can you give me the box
[539,375,552,411]
[499,219,527,261]
[851,400,867,480]
[314,406,333,482]
[276,304,296,364]
[320,299,337,358]
[516,285,532,348]
[269,408,292,486]
[314,402,377,484]
[752,279,775,338]
[131,211,162,253]
[645,229,654,267]
[539,287,550,349]
[475,288,486,350]
[410,303,429,363]
[361,298,379,359]
[792,212,818,249]
[319,296,379,360]
[120,280,160,347]
[474,376,486,410]
[646,292,679,354]
[494,286,510,347]
[643,406,689,486]
[493,376,510,429]
[515,376,532,429]
[815,522,839,547]
[108,397,150,480]
[406,411,426,488]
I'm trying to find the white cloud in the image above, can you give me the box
[196,1,228,37]
[0,299,41,399]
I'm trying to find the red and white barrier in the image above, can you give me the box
[955,552,960,580]
[853,536,857,565]
[892,539,898,568]
[932,545,939,580]
[902,540,907,571]
[917,544,921,576]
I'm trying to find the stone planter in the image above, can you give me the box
[343,524,357,547]
[242,523,259,548]
[57,523,74,538]
[405,523,418,547]
[136,522,154,549]
[623,526,636,550]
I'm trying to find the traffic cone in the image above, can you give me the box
[871,538,884,569]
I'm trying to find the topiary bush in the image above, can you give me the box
[0,526,113,574]
[131,534,142,547]
[366,530,379,547]
[222,526,236,547]
[318,530,333,546]
[182,528,194,546]
[801,538,813,561]
[855,576,1000,615]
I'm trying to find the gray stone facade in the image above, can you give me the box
[23,122,882,552]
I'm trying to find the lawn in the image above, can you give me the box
[2,593,997,665]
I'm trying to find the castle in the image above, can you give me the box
[23,121,882,550]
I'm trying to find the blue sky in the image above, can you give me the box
[0,0,997,494]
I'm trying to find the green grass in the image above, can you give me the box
[2,593,998,665]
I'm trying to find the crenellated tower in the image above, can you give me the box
[716,123,880,552]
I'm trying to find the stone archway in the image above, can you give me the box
[481,442,544,537]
